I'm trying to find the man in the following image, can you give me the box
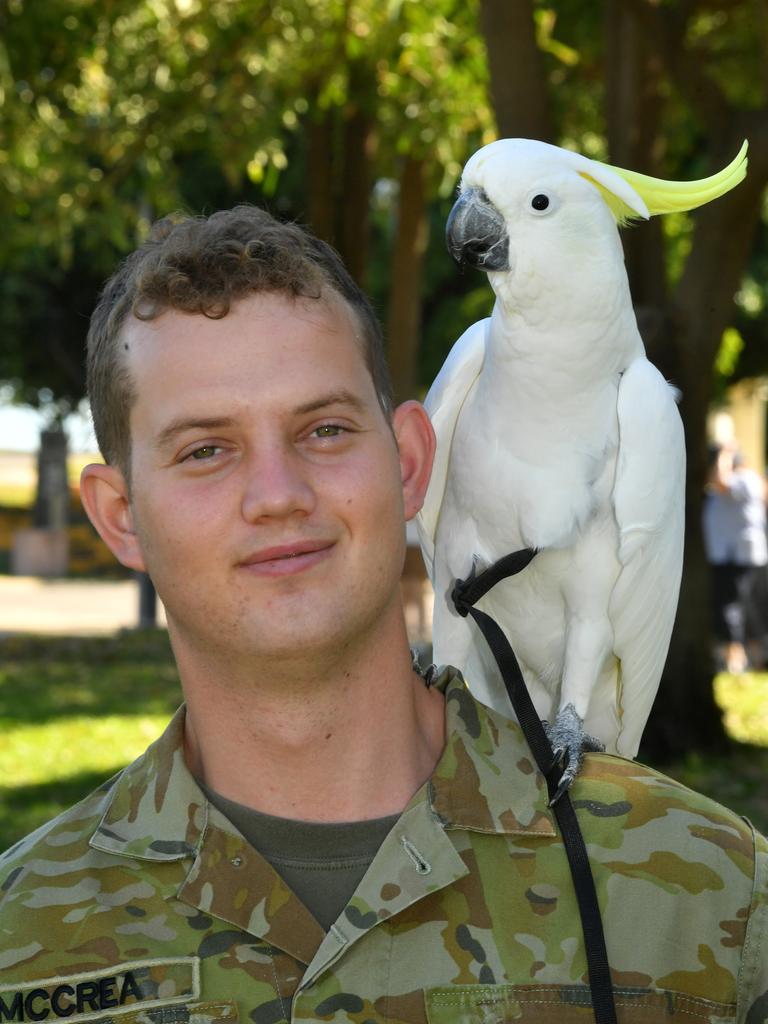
[1,207,766,1023]
[703,441,768,673]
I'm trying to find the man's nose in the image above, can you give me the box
[240,446,317,521]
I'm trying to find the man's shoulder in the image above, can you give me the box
[575,751,765,865]
[0,770,121,899]
[577,750,759,830]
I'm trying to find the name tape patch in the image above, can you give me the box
[0,958,199,1024]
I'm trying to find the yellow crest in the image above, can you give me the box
[581,141,748,225]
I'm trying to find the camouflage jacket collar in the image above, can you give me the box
[89,666,556,868]
[427,667,556,836]
[88,668,556,968]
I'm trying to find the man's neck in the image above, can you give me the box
[173,616,446,823]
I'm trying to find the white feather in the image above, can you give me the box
[609,359,685,755]
[416,319,487,578]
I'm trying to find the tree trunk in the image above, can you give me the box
[305,70,375,290]
[387,157,429,403]
[307,112,336,243]
[338,103,375,288]
[604,3,668,323]
[478,0,554,141]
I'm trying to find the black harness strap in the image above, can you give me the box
[451,550,618,1024]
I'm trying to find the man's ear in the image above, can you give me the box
[392,400,436,521]
[79,463,147,572]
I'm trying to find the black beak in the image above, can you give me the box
[446,187,510,272]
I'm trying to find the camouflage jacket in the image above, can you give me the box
[1,668,766,1024]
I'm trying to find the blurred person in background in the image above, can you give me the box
[703,440,768,673]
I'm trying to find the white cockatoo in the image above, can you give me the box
[417,139,747,791]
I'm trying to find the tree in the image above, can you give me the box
[0,0,289,410]
[0,0,494,409]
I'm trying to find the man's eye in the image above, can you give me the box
[189,446,220,460]
[313,424,346,438]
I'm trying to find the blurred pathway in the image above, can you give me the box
[0,576,166,635]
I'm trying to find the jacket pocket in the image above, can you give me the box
[102,1001,238,1024]
[424,984,736,1024]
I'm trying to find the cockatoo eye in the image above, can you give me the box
[526,190,559,216]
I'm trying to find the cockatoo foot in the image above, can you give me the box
[543,703,604,806]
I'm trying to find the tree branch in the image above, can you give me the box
[478,0,554,141]
[623,0,731,133]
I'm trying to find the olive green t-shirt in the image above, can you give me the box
[199,783,401,932]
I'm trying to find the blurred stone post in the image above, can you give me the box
[11,427,70,577]
[137,572,158,629]
[33,429,69,531]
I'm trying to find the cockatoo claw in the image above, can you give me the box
[549,772,575,807]
[545,743,566,776]
[543,703,605,805]
[450,554,488,618]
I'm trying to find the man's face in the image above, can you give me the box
[107,291,427,664]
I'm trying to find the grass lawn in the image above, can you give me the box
[0,632,181,850]
[1,632,767,851]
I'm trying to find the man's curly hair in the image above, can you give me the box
[86,206,394,478]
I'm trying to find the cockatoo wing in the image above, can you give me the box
[416,318,488,580]
[609,357,686,757]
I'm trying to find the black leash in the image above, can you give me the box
[451,550,618,1024]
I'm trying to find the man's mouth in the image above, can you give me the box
[237,540,335,577]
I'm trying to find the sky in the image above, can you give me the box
[0,401,98,454]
